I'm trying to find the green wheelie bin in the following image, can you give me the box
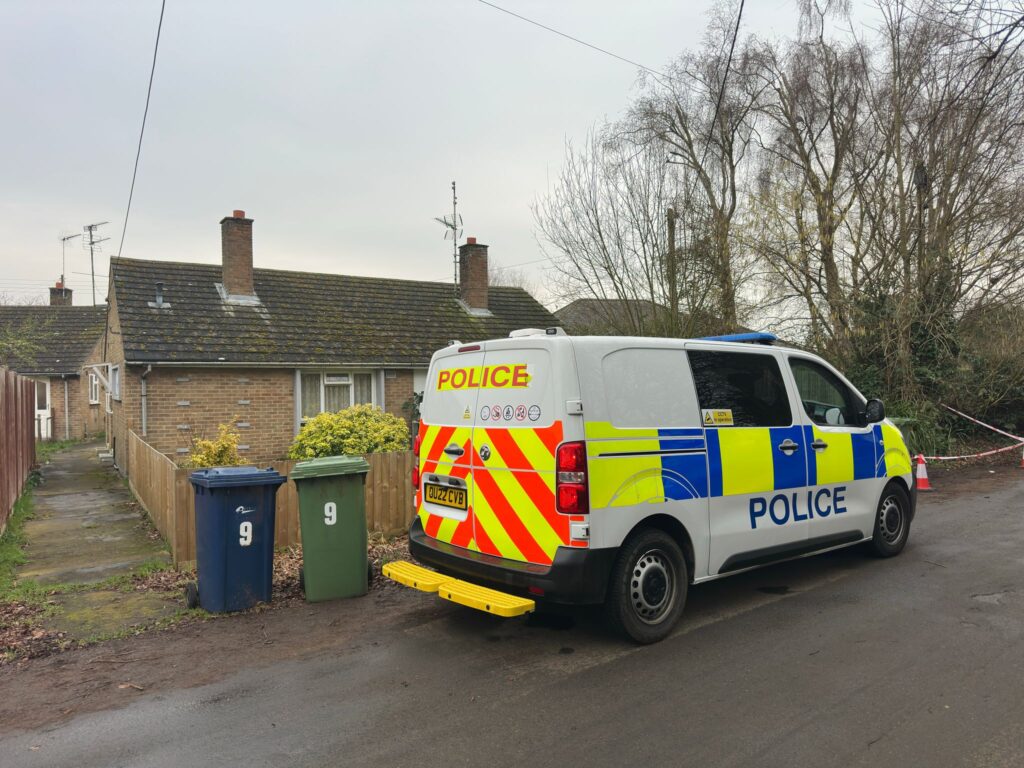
[291,456,371,601]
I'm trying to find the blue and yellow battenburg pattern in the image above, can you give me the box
[585,421,911,508]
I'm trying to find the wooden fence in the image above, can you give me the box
[126,430,415,565]
[0,368,36,534]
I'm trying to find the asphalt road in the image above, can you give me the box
[6,468,1024,768]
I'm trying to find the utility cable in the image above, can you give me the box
[117,0,167,259]
[476,0,667,82]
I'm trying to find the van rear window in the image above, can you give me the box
[688,350,792,427]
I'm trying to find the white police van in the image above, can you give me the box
[393,330,915,643]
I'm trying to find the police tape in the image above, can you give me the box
[942,404,1024,444]
[921,442,1023,462]
[919,405,1024,461]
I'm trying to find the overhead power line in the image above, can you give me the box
[475,0,667,82]
[117,0,167,260]
[700,0,745,169]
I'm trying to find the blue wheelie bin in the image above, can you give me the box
[186,467,286,613]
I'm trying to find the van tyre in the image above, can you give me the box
[869,482,911,557]
[605,529,687,644]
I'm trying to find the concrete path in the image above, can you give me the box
[17,441,171,586]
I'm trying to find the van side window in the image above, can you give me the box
[688,351,792,427]
[789,358,865,427]
[601,348,700,428]
[688,354,790,430]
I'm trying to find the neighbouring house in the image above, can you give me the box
[555,297,747,337]
[0,283,106,440]
[96,210,560,468]
[555,298,675,336]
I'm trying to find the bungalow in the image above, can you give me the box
[0,284,105,440]
[98,210,560,468]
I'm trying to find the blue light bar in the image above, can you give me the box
[699,332,778,344]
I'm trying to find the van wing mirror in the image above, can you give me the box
[864,398,885,424]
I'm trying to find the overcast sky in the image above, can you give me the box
[0,0,815,308]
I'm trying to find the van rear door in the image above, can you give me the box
[416,347,484,551]
[469,342,570,565]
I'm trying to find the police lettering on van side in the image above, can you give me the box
[749,486,848,529]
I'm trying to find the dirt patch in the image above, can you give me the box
[0,561,429,735]
[0,536,411,667]
[924,450,1021,493]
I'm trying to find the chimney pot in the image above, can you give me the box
[458,239,489,312]
[220,210,255,297]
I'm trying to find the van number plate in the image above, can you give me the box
[424,483,467,511]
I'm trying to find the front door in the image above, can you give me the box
[34,379,51,439]
[786,356,880,542]
[686,348,809,575]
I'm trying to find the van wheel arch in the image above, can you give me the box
[625,514,695,585]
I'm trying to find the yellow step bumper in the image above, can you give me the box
[381,560,452,592]
[382,560,535,618]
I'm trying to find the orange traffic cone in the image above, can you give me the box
[915,454,933,491]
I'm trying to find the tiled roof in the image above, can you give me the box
[0,306,106,375]
[112,258,560,365]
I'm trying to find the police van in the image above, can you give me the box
[384,329,915,643]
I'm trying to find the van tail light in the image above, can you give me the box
[556,441,588,515]
[412,420,422,489]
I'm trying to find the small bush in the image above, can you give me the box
[289,404,409,460]
[187,419,247,468]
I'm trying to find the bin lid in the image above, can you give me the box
[290,455,371,480]
[189,466,286,489]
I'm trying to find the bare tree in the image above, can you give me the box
[534,126,718,336]
[636,1,763,328]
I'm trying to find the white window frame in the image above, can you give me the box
[88,373,100,405]
[109,364,122,401]
[295,370,377,430]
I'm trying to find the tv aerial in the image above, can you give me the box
[433,181,462,293]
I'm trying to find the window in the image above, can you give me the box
[88,373,100,405]
[688,350,792,427]
[789,358,865,427]
[602,348,700,428]
[298,371,375,422]
[109,365,122,401]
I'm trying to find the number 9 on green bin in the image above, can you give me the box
[324,502,337,526]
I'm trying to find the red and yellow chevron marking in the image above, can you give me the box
[416,421,568,565]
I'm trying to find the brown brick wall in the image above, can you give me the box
[48,376,80,440]
[142,368,296,464]
[383,369,414,423]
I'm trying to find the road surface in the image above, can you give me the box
[4,466,1023,768]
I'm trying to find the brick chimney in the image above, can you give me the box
[49,280,72,306]
[220,209,254,296]
[458,237,489,312]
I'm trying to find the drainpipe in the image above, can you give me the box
[63,376,70,441]
[140,365,153,437]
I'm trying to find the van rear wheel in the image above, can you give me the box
[605,529,687,644]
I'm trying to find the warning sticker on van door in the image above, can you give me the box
[703,409,734,426]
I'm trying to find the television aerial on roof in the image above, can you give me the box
[433,180,462,295]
